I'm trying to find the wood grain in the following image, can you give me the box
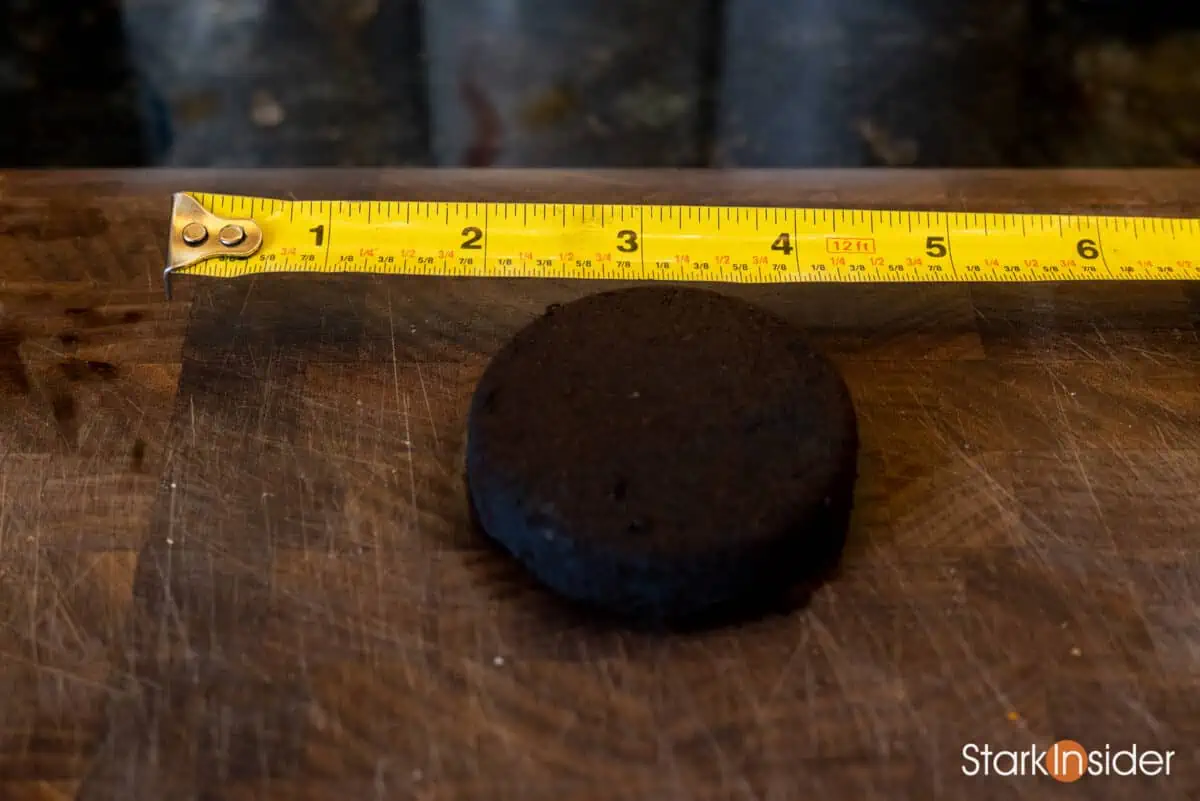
[1,170,1198,800]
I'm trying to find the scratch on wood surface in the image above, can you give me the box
[763,626,812,709]
[1042,363,1127,561]
[415,362,440,452]
[809,614,894,761]
[387,293,420,535]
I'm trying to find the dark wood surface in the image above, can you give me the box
[1,169,1198,800]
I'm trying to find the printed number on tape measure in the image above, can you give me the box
[163,192,1200,297]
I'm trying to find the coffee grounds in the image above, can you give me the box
[465,285,860,625]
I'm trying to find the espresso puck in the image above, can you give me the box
[465,285,859,624]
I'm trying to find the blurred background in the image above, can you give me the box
[2,0,1199,169]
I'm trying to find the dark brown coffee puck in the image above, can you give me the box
[465,285,859,624]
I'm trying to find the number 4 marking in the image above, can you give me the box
[771,233,793,255]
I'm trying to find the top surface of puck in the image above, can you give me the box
[465,285,859,622]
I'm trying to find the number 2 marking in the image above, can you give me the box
[461,226,483,249]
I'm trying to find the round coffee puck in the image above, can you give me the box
[465,285,859,624]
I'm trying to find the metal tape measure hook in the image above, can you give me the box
[164,193,264,299]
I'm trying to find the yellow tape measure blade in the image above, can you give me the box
[164,192,1200,298]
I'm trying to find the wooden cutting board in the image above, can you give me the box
[0,170,1197,800]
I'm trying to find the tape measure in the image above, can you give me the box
[164,191,1200,298]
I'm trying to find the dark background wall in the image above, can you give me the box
[3,0,1200,168]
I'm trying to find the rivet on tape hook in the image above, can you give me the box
[163,193,263,299]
